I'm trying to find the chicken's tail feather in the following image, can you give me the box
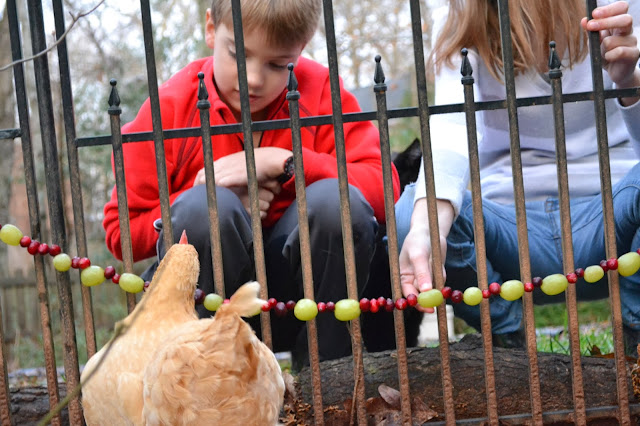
[219,281,266,318]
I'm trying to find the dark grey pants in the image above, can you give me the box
[145,178,392,364]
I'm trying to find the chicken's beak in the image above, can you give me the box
[179,230,188,244]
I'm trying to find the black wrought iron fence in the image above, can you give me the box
[1,0,640,425]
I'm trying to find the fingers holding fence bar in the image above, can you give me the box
[548,41,587,426]
[196,73,225,298]
[460,48,499,425]
[585,0,630,422]
[286,63,325,426]
[495,0,542,423]
[408,0,455,423]
[108,80,137,313]
[373,55,412,424]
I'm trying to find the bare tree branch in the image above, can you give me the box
[0,0,106,73]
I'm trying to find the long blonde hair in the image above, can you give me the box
[431,0,588,80]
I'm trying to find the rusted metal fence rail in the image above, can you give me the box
[1,0,639,424]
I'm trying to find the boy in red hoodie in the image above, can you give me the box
[103,0,400,368]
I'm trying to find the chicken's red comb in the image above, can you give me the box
[179,230,188,244]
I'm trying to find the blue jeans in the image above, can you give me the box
[395,162,640,334]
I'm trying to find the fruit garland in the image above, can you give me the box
[1,222,640,323]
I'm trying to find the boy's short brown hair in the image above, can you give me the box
[211,0,321,48]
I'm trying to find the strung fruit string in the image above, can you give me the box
[2,222,640,323]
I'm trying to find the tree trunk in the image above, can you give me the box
[9,384,68,426]
[291,334,640,424]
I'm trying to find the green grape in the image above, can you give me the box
[463,287,483,306]
[119,273,144,293]
[583,265,605,283]
[81,266,105,287]
[294,299,318,321]
[618,252,640,277]
[334,299,361,321]
[0,224,23,246]
[203,293,223,311]
[417,289,444,308]
[53,254,72,272]
[540,274,568,296]
[500,280,524,301]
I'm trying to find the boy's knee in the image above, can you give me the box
[306,179,376,238]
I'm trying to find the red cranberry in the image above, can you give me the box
[143,281,151,292]
[599,260,609,272]
[359,298,370,312]
[274,302,288,317]
[637,248,640,255]
[261,303,271,312]
[385,298,394,312]
[317,302,326,313]
[575,268,585,278]
[27,240,40,255]
[194,289,205,304]
[450,290,463,303]
[369,298,379,313]
[48,244,61,256]
[104,266,116,279]
[606,258,618,271]
[482,289,491,299]
[268,298,277,308]
[532,277,543,288]
[71,256,80,269]
[566,273,577,284]
[37,243,50,255]
[112,273,120,284]
[377,296,386,307]
[441,287,453,299]
[489,282,501,295]
[285,300,296,311]
[406,293,418,307]
[223,299,230,304]
[524,282,534,292]
[78,257,91,269]
[395,298,408,310]
[19,236,31,247]
[325,301,335,312]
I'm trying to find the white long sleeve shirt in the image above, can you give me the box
[414,0,640,216]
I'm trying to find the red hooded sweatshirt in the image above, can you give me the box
[103,56,399,261]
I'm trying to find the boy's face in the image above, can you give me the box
[206,12,304,122]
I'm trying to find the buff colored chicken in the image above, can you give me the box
[81,231,199,425]
[141,281,285,426]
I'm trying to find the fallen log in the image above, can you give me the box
[292,334,640,424]
[9,384,68,426]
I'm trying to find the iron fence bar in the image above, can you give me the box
[286,64,325,426]
[108,81,137,317]
[74,85,640,148]
[230,0,272,348]
[460,49,499,425]
[139,0,174,257]
[408,0,455,423]
[548,42,587,425]
[585,0,630,423]
[7,1,60,423]
[196,74,226,298]
[321,0,367,423]
[52,0,97,357]
[0,129,21,139]
[373,55,412,424]
[496,0,542,423]
[0,297,9,426]
[26,0,83,423]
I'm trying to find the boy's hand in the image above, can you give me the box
[227,185,275,219]
[202,147,292,188]
[581,0,640,103]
